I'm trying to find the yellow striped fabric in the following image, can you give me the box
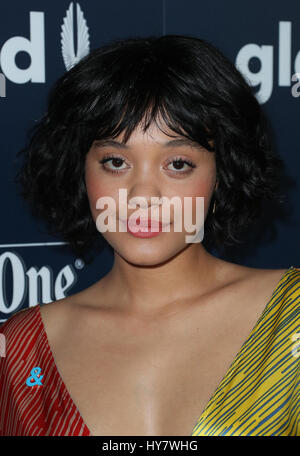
[191,265,300,436]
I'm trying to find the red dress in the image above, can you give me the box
[0,304,92,436]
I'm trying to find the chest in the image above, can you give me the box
[48,306,255,436]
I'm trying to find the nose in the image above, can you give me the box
[127,182,163,211]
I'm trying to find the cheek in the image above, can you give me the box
[173,178,215,227]
[178,179,214,208]
[85,175,102,213]
[191,181,214,209]
[189,180,213,196]
[85,169,117,220]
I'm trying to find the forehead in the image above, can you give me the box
[113,121,183,144]
[96,121,212,151]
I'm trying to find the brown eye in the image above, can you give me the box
[171,160,188,170]
[110,158,123,168]
[99,155,127,173]
[166,157,196,174]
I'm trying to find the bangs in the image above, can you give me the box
[58,36,217,153]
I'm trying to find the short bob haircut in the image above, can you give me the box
[15,34,285,263]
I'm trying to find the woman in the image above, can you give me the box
[0,35,299,436]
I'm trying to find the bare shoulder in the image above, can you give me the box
[229,260,288,284]
[213,258,291,299]
[235,264,289,282]
[38,275,111,344]
[38,289,96,344]
[205,261,293,335]
[38,297,69,344]
[38,262,291,345]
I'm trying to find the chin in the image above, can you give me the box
[112,241,187,267]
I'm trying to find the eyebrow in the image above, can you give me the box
[93,138,205,150]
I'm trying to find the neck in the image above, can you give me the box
[99,244,221,317]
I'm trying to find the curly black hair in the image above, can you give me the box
[14,34,286,264]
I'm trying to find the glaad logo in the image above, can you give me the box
[0,2,89,83]
[236,21,300,104]
[0,251,78,321]
[61,2,90,71]
[0,8,297,104]
[0,11,45,83]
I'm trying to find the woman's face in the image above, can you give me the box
[84,120,217,265]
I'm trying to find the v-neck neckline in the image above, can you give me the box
[35,266,295,437]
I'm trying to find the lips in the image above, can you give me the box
[128,219,161,233]
[135,218,161,229]
[119,216,170,234]
[128,217,170,228]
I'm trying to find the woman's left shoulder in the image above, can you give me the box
[256,265,300,299]
[271,265,300,287]
[252,266,300,310]
[247,265,300,286]
[277,266,300,299]
[226,263,300,306]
